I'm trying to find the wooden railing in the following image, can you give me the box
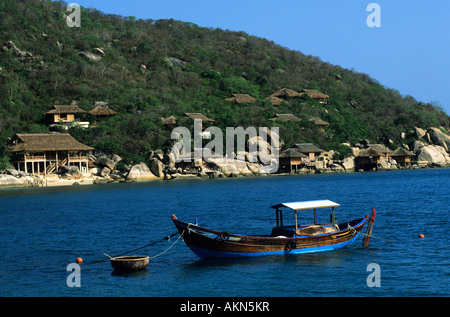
[25,155,45,160]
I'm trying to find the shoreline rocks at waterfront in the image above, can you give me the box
[1,126,449,189]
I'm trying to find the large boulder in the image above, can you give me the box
[0,174,25,187]
[246,162,265,174]
[59,166,81,176]
[427,127,450,151]
[416,145,450,165]
[4,41,33,59]
[412,140,425,153]
[78,51,102,62]
[414,127,427,139]
[207,158,240,177]
[95,157,116,171]
[206,157,258,176]
[126,163,160,181]
[148,157,164,177]
[342,156,355,172]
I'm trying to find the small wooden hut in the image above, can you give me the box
[269,114,301,122]
[292,143,324,162]
[265,95,288,106]
[355,144,392,171]
[46,105,87,126]
[225,94,257,104]
[162,115,177,127]
[391,147,414,167]
[301,89,330,104]
[309,117,329,131]
[89,102,117,117]
[279,148,307,172]
[269,88,303,99]
[183,113,214,123]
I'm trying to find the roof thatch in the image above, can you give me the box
[367,144,392,154]
[225,94,257,104]
[8,133,94,152]
[269,114,301,122]
[162,115,177,125]
[280,148,307,158]
[269,88,303,99]
[89,104,117,116]
[357,144,392,157]
[391,147,414,157]
[309,117,329,126]
[183,113,214,122]
[46,105,86,114]
[357,148,385,157]
[301,89,329,100]
[292,143,324,153]
[265,96,288,106]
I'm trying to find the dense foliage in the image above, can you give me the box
[0,0,448,165]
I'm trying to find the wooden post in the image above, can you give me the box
[363,209,377,247]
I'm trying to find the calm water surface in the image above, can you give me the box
[0,169,449,297]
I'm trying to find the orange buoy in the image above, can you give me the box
[76,257,83,264]
[418,234,424,238]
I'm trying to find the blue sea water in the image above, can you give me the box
[0,168,449,297]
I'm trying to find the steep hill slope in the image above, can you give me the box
[0,0,448,165]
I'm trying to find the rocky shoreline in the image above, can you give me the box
[1,126,449,189]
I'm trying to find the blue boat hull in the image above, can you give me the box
[172,215,368,259]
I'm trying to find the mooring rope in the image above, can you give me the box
[149,229,185,259]
[357,231,396,243]
[89,231,180,264]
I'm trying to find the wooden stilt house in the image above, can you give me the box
[8,133,94,175]
[279,148,307,172]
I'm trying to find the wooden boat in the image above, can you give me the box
[110,256,149,272]
[172,200,372,259]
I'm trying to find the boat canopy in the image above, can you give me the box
[271,200,340,211]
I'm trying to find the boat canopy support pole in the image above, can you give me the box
[276,208,284,227]
[295,211,298,231]
[331,207,336,226]
[314,208,318,225]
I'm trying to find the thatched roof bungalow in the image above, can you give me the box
[355,144,392,171]
[46,105,87,123]
[269,114,301,122]
[162,115,177,126]
[8,133,94,175]
[225,94,257,104]
[279,148,308,172]
[183,113,214,122]
[391,147,414,166]
[265,95,288,106]
[292,143,324,161]
[309,117,329,131]
[301,89,329,104]
[269,88,303,99]
[89,103,117,117]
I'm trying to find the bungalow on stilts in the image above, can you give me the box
[7,133,94,175]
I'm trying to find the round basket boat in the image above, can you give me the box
[110,256,149,272]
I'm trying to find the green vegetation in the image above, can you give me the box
[0,0,448,165]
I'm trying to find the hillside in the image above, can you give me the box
[0,0,448,166]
